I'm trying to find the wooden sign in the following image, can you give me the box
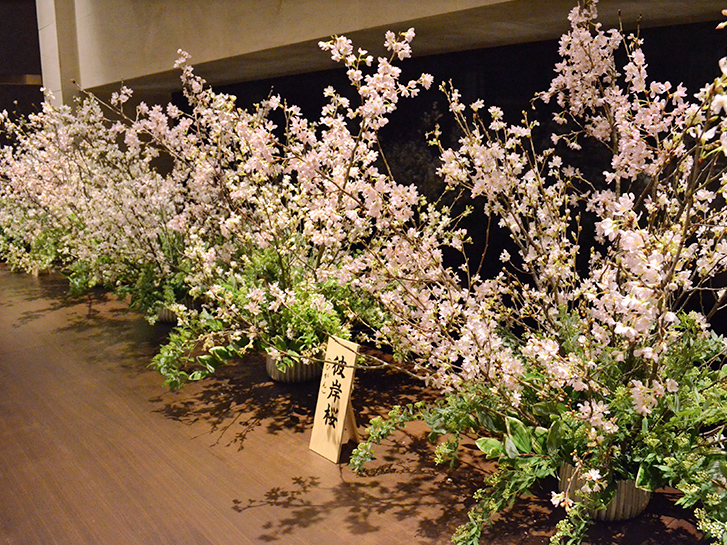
[309,336,359,463]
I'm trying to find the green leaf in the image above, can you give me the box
[546,420,562,455]
[504,436,520,458]
[209,346,232,362]
[635,463,661,492]
[188,370,205,381]
[506,416,531,454]
[476,410,506,433]
[197,354,219,372]
[532,401,560,420]
[668,392,681,413]
[476,437,504,459]
[475,409,495,431]
[532,426,548,455]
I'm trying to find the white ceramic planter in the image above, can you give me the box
[558,464,651,521]
[265,354,322,383]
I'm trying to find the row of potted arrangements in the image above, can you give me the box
[3,1,727,543]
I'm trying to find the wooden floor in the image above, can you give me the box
[0,264,707,545]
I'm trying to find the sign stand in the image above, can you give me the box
[309,336,359,463]
[342,404,359,444]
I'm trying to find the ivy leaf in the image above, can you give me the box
[476,409,495,431]
[476,410,505,433]
[197,354,219,372]
[476,437,504,459]
[532,401,561,420]
[506,416,532,454]
[188,370,205,381]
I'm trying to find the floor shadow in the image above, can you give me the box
[0,265,78,311]
[352,363,436,424]
[0,265,128,328]
[29,289,168,373]
[453,479,704,545]
[232,433,487,543]
[583,488,704,545]
[153,355,321,449]
[220,358,707,545]
[157,354,489,542]
[152,350,438,452]
[0,263,710,544]
[52,293,131,330]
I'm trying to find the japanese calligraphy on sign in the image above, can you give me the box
[309,336,359,463]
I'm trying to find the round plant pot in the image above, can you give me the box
[265,354,322,383]
[558,464,651,521]
[156,307,178,323]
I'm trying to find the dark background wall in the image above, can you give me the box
[210,19,726,199]
[0,0,43,116]
[206,19,727,283]
[216,19,725,127]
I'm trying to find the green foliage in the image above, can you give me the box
[452,457,557,545]
[150,309,242,389]
[0,212,66,275]
[151,326,197,390]
[151,240,381,387]
[350,403,425,473]
[352,313,727,544]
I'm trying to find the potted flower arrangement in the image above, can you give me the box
[9,4,727,542]
[0,92,191,318]
[351,2,727,544]
[0,27,434,388]
[146,30,433,387]
[153,244,357,386]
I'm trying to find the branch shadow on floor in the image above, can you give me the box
[0,267,86,324]
[151,354,436,451]
[231,432,488,544]
[148,347,705,545]
[233,466,704,545]
[469,482,704,545]
[151,355,320,448]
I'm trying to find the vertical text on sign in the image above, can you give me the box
[309,336,359,463]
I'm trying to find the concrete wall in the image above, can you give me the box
[37,0,513,103]
[35,0,726,105]
[36,0,79,104]
[74,0,506,88]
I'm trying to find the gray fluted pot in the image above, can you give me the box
[265,354,322,383]
[558,464,651,521]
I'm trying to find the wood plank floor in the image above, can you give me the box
[0,264,707,545]
[0,264,478,545]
